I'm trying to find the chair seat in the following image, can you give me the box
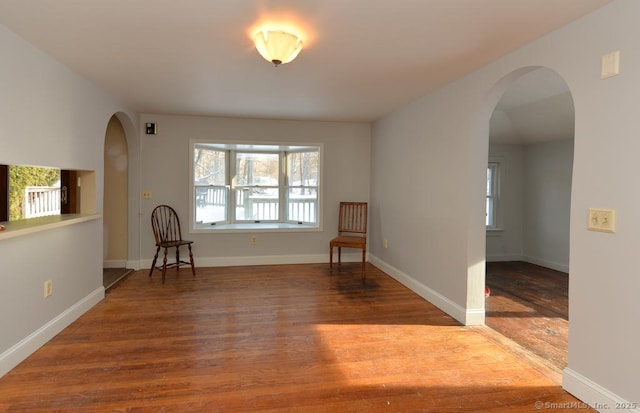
[330,235,366,247]
[156,240,193,248]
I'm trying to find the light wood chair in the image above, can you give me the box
[150,205,196,283]
[329,202,368,278]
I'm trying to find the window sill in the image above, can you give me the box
[191,222,321,234]
[0,214,101,241]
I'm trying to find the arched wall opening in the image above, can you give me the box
[103,111,139,286]
[112,112,140,271]
[473,65,574,373]
[104,115,128,268]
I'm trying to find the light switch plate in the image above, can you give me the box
[601,51,620,79]
[588,208,615,233]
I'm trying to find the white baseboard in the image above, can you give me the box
[103,260,127,268]
[369,254,484,326]
[0,287,105,378]
[486,253,523,262]
[140,252,363,269]
[105,260,140,270]
[563,368,640,413]
[486,254,569,274]
[523,255,569,273]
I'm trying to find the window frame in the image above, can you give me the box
[193,147,229,225]
[190,140,323,233]
[284,149,320,225]
[486,161,500,230]
[232,150,282,223]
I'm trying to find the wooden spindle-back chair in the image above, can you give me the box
[329,202,368,278]
[150,205,196,283]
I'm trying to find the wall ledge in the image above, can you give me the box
[0,214,101,241]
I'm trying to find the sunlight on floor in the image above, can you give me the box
[314,323,547,389]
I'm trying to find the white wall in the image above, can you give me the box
[0,24,137,376]
[523,139,574,271]
[138,114,370,267]
[486,143,525,261]
[371,0,639,407]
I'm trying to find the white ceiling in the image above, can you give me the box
[0,0,610,122]
[490,67,574,145]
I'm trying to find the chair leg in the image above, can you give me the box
[361,249,366,279]
[162,247,169,284]
[175,246,181,272]
[329,244,333,273]
[149,246,161,277]
[338,247,342,265]
[187,244,196,276]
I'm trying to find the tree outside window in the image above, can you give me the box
[9,166,60,221]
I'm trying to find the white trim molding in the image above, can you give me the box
[126,260,142,271]
[369,254,484,326]
[0,287,104,378]
[103,260,128,268]
[485,255,569,274]
[523,255,569,274]
[141,252,364,269]
[486,253,523,262]
[563,368,640,413]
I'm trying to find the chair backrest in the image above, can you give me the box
[151,205,184,245]
[338,202,367,236]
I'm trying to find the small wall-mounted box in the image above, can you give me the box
[145,122,157,135]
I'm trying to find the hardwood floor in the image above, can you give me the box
[485,261,568,373]
[103,267,134,290]
[0,263,589,412]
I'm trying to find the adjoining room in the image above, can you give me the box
[485,67,574,374]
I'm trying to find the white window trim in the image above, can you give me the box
[486,161,500,230]
[232,150,282,223]
[189,139,323,233]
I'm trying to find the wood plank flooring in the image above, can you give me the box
[103,267,134,290]
[485,261,568,373]
[0,263,589,412]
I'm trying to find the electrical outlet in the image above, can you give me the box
[44,280,53,298]
[251,235,257,245]
[142,190,152,199]
[588,208,616,233]
[384,239,388,249]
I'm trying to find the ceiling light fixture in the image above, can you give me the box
[254,30,303,67]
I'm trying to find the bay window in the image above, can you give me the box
[191,141,321,231]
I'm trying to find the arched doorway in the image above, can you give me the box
[483,67,574,373]
[103,115,131,289]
